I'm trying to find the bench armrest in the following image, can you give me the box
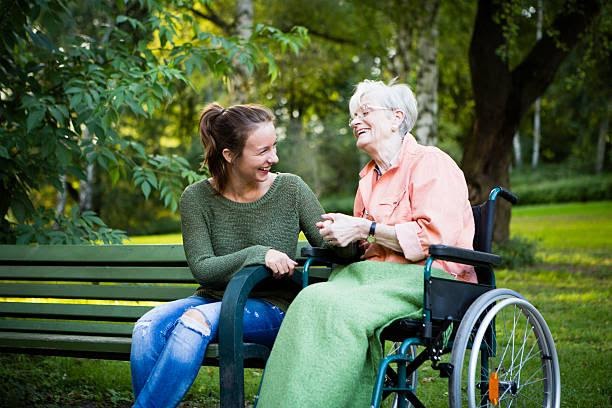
[428,244,501,267]
[218,265,271,406]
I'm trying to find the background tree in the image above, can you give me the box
[462,0,603,242]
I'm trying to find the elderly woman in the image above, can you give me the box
[256,80,475,407]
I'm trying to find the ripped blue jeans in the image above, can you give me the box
[130,295,284,408]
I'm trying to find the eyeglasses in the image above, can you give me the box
[348,105,394,127]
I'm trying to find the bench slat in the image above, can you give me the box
[0,245,187,263]
[0,243,311,264]
[0,265,194,282]
[0,302,152,320]
[0,283,197,300]
[0,266,330,282]
[0,318,134,336]
[0,331,219,358]
[0,332,269,364]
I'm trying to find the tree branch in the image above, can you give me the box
[187,5,232,35]
[296,25,356,46]
[512,0,601,116]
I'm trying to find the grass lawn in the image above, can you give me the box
[1,201,610,407]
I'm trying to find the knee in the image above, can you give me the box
[180,308,212,336]
[293,284,341,313]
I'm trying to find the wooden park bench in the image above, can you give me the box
[0,244,332,407]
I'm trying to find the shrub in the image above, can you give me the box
[493,236,539,269]
[511,174,612,205]
[319,195,355,214]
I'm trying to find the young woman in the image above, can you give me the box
[129,103,326,408]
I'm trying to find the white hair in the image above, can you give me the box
[349,79,418,135]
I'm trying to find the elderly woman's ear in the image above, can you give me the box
[393,110,405,126]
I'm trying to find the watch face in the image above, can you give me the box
[367,235,376,244]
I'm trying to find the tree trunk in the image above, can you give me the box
[79,126,95,211]
[56,175,67,216]
[531,98,541,168]
[0,179,14,240]
[413,0,440,146]
[513,131,522,167]
[231,0,253,103]
[287,113,321,194]
[389,0,440,146]
[390,22,413,78]
[462,0,601,243]
[531,0,543,169]
[79,164,95,211]
[595,109,609,174]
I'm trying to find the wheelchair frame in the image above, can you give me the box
[302,187,560,408]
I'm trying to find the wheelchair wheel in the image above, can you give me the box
[449,289,560,408]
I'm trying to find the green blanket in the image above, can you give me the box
[257,260,450,407]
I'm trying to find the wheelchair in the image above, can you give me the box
[301,187,560,408]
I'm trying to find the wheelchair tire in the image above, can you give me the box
[448,289,560,408]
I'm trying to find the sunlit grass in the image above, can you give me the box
[125,232,183,244]
[511,201,611,251]
[125,232,309,244]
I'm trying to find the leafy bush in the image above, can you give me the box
[7,207,126,245]
[493,236,539,269]
[319,195,355,214]
[511,173,612,205]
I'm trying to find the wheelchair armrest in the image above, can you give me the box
[300,243,361,265]
[428,244,501,267]
[301,246,335,258]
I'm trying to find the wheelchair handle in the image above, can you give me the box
[490,187,519,205]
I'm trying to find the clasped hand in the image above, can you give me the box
[316,213,369,247]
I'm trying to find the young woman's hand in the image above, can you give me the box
[265,249,298,279]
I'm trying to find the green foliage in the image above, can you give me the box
[0,0,309,244]
[320,195,355,214]
[13,207,127,245]
[132,154,200,213]
[512,173,612,205]
[493,235,538,269]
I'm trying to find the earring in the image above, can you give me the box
[391,125,398,133]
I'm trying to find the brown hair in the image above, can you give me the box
[199,103,274,193]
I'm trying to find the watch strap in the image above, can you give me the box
[368,221,376,237]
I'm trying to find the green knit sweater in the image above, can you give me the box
[180,173,326,311]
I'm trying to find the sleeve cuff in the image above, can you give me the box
[244,245,271,267]
[395,222,426,261]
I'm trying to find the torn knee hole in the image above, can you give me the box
[182,309,210,330]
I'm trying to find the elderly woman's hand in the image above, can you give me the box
[316,213,370,247]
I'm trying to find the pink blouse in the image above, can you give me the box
[354,134,477,283]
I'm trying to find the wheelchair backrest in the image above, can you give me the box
[471,200,495,253]
[471,199,497,285]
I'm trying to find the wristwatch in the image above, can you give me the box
[366,221,377,244]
